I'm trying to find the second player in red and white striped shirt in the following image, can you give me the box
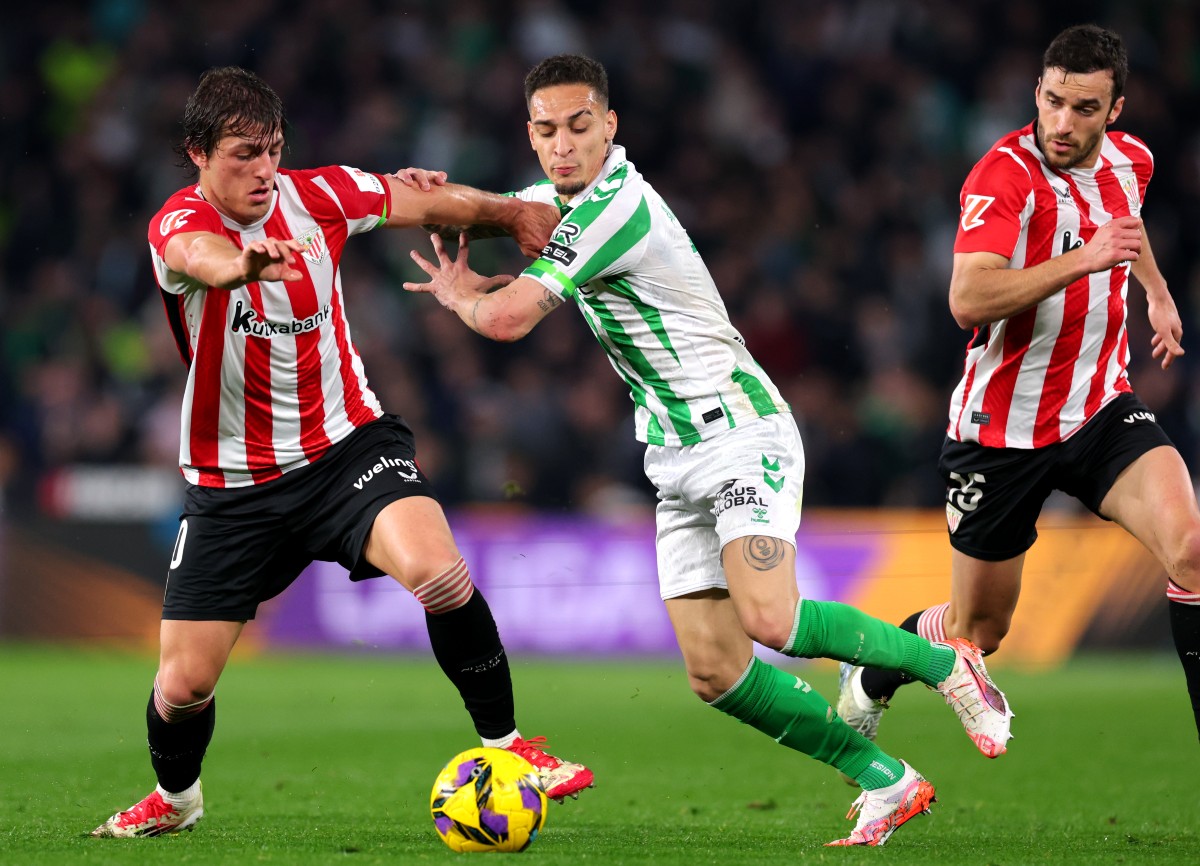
[947,121,1153,448]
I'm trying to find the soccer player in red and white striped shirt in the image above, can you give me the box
[841,24,1200,749]
[91,67,591,839]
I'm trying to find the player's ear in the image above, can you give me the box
[1106,94,1125,126]
[606,110,617,143]
[188,146,209,171]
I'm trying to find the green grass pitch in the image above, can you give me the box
[2,644,1197,865]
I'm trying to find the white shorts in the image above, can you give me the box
[644,412,805,600]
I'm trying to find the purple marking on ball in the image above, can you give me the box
[480,808,509,835]
[435,815,454,836]
[454,759,479,787]
[521,787,543,813]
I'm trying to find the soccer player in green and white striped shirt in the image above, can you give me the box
[404,54,1013,847]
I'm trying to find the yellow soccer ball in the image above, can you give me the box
[430,747,548,853]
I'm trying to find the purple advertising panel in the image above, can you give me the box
[260,512,882,655]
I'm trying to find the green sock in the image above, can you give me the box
[783,599,955,687]
[710,657,906,789]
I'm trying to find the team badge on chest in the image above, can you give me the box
[296,225,328,265]
[1118,174,1141,217]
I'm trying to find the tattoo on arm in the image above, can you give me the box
[741,536,785,571]
[536,289,563,314]
[469,297,484,333]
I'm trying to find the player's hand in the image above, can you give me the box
[404,233,514,309]
[1148,292,1185,370]
[507,201,559,258]
[1083,216,1142,272]
[241,238,304,283]
[391,167,448,191]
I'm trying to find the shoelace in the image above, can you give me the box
[120,793,174,826]
[943,682,985,720]
[508,736,560,769]
[845,792,868,821]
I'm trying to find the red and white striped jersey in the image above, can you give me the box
[149,166,392,487]
[947,122,1153,448]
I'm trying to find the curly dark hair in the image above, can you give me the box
[172,67,287,176]
[1042,24,1128,106]
[524,54,610,108]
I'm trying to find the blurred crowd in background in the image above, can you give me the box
[3,0,1200,520]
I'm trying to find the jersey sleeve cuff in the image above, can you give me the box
[522,259,577,299]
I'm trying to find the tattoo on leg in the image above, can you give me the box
[742,536,784,571]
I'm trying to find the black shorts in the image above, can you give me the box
[938,393,1174,561]
[163,414,437,621]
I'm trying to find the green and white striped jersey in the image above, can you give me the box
[515,145,789,447]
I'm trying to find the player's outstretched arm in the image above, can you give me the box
[382,175,558,258]
[164,231,304,289]
[949,216,1144,329]
[1131,226,1184,369]
[391,167,512,242]
[404,232,563,342]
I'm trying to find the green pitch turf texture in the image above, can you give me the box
[3,645,1197,865]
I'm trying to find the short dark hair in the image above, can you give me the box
[524,54,609,108]
[1042,24,1128,105]
[173,67,286,175]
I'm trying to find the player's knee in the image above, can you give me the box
[156,662,220,705]
[1168,525,1200,590]
[737,609,792,653]
[683,661,738,703]
[687,673,725,704]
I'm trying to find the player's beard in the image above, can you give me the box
[553,178,587,198]
[1037,122,1104,170]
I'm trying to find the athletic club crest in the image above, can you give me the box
[946,502,963,534]
[296,226,328,265]
[1118,174,1141,217]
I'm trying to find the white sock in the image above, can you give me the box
[871,762,915,797]
[481,730,520,749]
[157,780,201,806]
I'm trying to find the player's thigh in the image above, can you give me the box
[1100,444,1200,583]
[664,589,754,700]
[720,535,799,649]
[707,414,804,645]
[157,619,244,702]
[364,495,461,590]
[946,549,1024,651]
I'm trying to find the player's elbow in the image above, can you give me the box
[949,298,980,330]
[948,281,986,330]
[490,323,530,343]
[480,313,534,343]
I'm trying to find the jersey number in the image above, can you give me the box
[947,471,985,512]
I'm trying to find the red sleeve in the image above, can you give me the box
[147,187,226,255]
[283,166,392,236]
[953,148,1036,259]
